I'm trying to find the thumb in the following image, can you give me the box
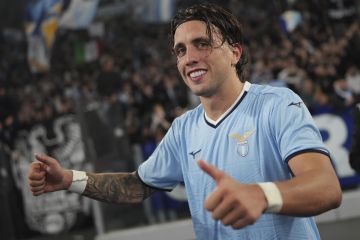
[34,154,56,171]
[197,160,225,183]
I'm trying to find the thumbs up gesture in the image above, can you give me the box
[28,154,73,196]
[198,160,268,229]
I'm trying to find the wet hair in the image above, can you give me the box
[170,3,248,81]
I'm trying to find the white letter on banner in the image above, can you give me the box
[314,114,355,177]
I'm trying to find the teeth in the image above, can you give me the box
[189,70,206,78]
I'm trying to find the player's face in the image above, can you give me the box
[173,20,240,97]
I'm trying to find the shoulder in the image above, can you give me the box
[248,84,302,109]
[356,103,360,113]
[353,103,360,122]
[172,104,203,127]
[250,84,299,99]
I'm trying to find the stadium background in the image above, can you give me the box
[0,0,359,239]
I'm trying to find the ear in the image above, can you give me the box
[230,43,242,66]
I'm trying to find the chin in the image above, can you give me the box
[190,86,205,96]
[193,89,213,98]
[188,83,213,97]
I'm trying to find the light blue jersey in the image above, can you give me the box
[138,82,329,239]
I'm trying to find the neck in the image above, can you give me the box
[201,80,244,121]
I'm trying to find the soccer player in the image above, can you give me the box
[350,103,360,173]
[28,3,342,239]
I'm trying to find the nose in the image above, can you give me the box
[185,45,200,66]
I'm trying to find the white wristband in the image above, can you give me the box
[68,170,88,194]
[258,182,283,213]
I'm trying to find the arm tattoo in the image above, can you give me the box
[82,172,156,204]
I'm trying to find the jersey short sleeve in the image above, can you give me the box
[137,120,183,190]
[269,88,329,164]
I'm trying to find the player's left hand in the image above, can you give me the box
[198,160,268,229]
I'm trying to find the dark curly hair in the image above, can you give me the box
[170,3,248,81]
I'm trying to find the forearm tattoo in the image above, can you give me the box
[82,172,156,204]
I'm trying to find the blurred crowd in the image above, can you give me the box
[0,0,359,157]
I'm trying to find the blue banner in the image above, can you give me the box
[312,105,359,187]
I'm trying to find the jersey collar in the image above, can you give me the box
[204,81,251,128]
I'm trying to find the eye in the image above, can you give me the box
[196,40,211,50]
[174,46,186,58]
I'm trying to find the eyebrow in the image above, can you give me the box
[173,36,211,51]
[173,42,184,52]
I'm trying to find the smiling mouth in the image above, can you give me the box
[188,70,207,81]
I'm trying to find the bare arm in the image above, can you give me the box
[198,152,342,229]
[28,154,157,203]
[277,152,342,216]
[83,172,157,204]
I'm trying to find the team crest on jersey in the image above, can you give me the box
[229,129,256,157]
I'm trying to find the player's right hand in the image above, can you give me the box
[198,160,267,229]
[28,154,73,196]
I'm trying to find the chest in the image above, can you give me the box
[182,113,269,184]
